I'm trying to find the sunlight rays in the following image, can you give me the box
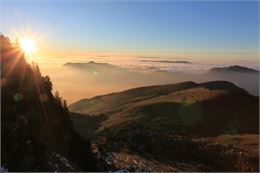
[19,37,37,55]
[9,25,46,62]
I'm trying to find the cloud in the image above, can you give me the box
[38,57,259,104]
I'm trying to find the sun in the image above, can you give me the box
[19,37,37,55]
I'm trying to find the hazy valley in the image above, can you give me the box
[36,59,259,104]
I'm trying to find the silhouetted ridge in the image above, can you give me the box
[1,34,99,171]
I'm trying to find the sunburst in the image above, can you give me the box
[19,37,37,55]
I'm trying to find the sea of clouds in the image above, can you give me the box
[35,56,259,103]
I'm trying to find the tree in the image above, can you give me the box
[34,63,41,78]
[42,75,53,92]
[54,91,62,106]
[1,34,99,171]
[63,99,69,112]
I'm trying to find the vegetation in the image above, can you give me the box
[1,34,99,171]
[69,81,259,171]
[1,33,259,172]
[70,113,107,140]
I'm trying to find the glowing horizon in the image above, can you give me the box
[1,0,259,63]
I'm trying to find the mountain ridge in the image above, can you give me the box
[69,80,259,171]
[209,65,258,73]
[69,80,249,115]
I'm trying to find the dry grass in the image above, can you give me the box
[98,87,228,130]
[212,134,259,157]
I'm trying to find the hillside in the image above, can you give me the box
[1,35,101,171]
[69,80,249,115]
[69,81,198,115]
[69,80,259,171]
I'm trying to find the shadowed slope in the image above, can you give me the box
[1,34,99,171]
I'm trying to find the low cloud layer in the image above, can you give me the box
[37,57,259,104]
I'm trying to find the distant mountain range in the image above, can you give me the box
[64,62,259,75]
[64,61,125,70]
[209,65,258,73]
[62,62,259,100]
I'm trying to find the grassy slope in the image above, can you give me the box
[69,81,249,115]
[69,81,259,171]
[69,81,198,114]
[69,81,258,135]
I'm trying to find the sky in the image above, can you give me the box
[1,0,259,62]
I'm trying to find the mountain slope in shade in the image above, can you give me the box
[69,81,259,171]
[210,65,259,73]
[1,35,101,171]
